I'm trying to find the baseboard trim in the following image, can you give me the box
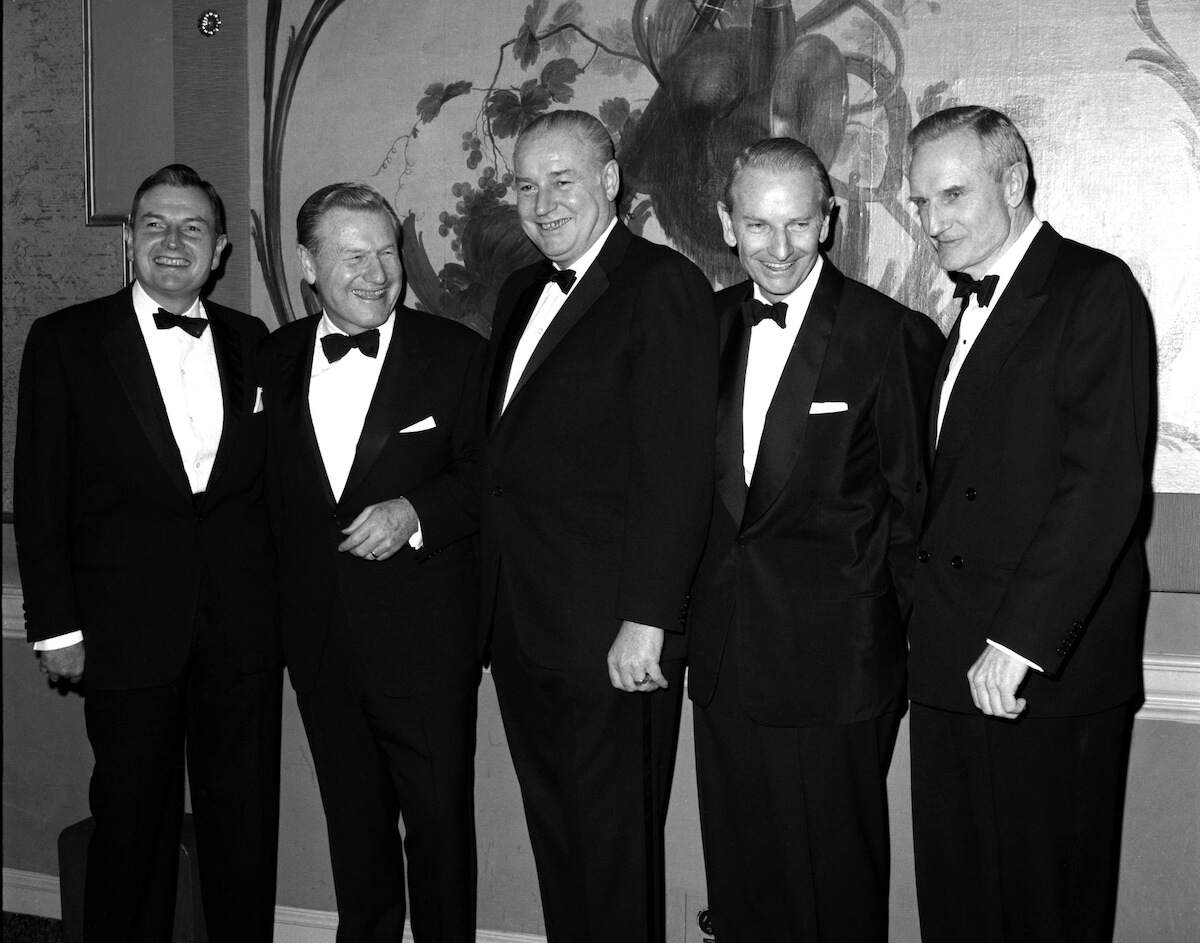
[2,868,60,918]
[3,869,547,942]
[1139,653,1200,724]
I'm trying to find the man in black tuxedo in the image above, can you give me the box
[15,164,281,941]
[257,183,484,942]
[686,138,944,942]
[905,106,1153,943]
[479,109,718,942]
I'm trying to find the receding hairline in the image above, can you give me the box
[515,125,614,172]
[724,163,831,213]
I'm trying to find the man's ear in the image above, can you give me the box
[296,244,317,285]
[210,234,230,272]
[602,159,620,202]
[1005,162,1030,209]
[716,202,737,249]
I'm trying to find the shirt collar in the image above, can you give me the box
[971,216,1043,309]
[556,216,619,281]
[314,308,396,368]
[132,281,205,320]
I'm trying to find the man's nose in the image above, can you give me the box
[362,254,387,283]
[769,228,791,260]
[535,187,554,217]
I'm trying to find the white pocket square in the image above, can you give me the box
[810,401,848,414]
[398,416,437,434]
[253,387,264,414]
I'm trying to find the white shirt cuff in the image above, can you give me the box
[33,631,84,651]
[986,639,1043,673]
[407,518,423,550]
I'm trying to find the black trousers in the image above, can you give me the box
[694,644,900,943]
[82,634,282,942]
[490,594,684,943]
[910,700,1135,943]
[296,670,480,943]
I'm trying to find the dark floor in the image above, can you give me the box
[2,912,65,942]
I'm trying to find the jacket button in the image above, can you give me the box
[915,482,923,494]
[964,487,977,501]
[917,549,930,563]
[950,555,964,569]
[491,487,504,497]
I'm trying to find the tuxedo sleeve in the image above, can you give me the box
[615,257,718,631]
[986,258,1151,673]
[877,309,945,617]
[404,333,486,548]
[14,317,82,641]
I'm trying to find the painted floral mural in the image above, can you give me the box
[251,0,1200,491]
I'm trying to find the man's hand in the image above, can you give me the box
[38,642,85,684]
[338,498,418,560]
[967,645,1029,719]
[607,621,668,693]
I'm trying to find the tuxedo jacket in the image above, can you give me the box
[479,223,718,684]
[257,307,485,695]
[687,263,945,726]
[14,287,278,690]
[908,225,1153,717]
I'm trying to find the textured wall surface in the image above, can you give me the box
[2,0,126,513]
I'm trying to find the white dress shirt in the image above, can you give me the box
[933,217,1045,673]
[309,312,395,500]
[501,217,618,413]
[935,217,1043,443]
[35,282,224,653]
[308,311,422,548]
[742,255,823,484]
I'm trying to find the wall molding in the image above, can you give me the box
[2,869,547,943]
[1139,653,1200,724]
[4,584,1199,723]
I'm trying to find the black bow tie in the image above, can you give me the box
[544,268,577,294]
[951,273,999,309]
[742,298,788,329]
[321,329,380,363]
[153,308,208,338]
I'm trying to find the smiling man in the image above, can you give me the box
[905,106,1153,943]
[479,109,717,943]
[15,164,281,941]
[256,182,485,942]
[685,138,944,942]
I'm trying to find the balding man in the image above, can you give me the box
[686,138,943,942]
[479,109,718,942]
[905,106,1152,943]
[257,183,485,942]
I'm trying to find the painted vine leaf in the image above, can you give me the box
[541,58,582,103]
[544,1,584,55]
[486,79,553,138]
[416,80,473,124]
[515,0,550,68]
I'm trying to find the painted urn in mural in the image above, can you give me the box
[621,0,849,285]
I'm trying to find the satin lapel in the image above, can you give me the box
[283,321,336,507]
[488,271,548,432]
[743,262,842,528]
[928,311,962,468]
[101,297,191,497]
[930,226,1059,507]
[503,224,631,415]
[202,311,243,497]
[341,314,432,502]
[715,288,752,526]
